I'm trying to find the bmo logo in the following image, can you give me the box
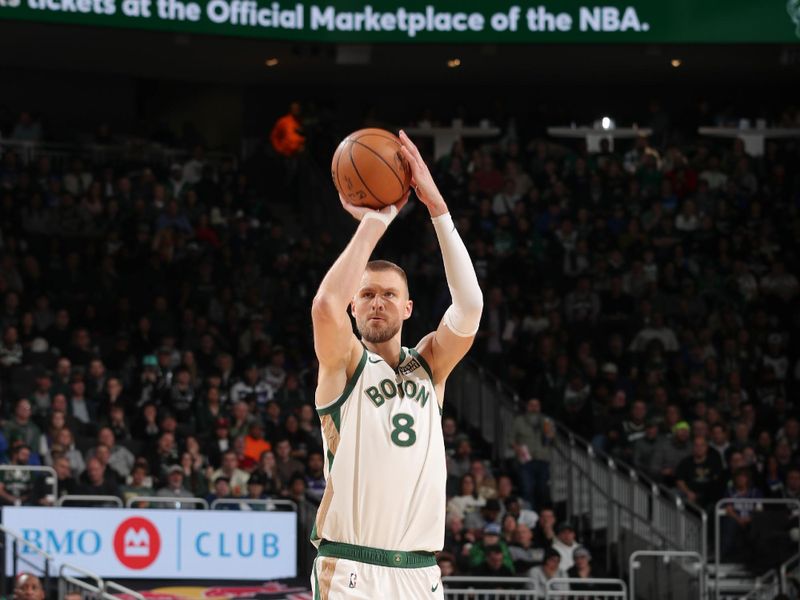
[113,517,161,569]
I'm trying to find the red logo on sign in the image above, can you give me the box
[113,517,161,569]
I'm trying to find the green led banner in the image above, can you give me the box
[1,0,799,42]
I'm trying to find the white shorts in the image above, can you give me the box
[311,555,444,600]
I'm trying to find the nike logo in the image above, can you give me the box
[431,583,439,592]
[368,357,384,364]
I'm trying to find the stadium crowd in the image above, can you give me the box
[0,104,799,589]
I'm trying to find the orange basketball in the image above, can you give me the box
[331,128,412,209]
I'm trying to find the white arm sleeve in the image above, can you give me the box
[431,212,484,337]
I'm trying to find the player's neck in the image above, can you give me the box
[363,336,403,368]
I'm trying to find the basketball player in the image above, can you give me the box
[310,130,483,599]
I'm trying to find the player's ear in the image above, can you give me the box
[403,299,413,320]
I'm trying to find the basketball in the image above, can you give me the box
[331,128,412,209]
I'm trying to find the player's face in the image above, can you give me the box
[352,270,412,344]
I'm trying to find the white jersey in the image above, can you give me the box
[312,345,446,552]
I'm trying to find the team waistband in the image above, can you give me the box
[318,540,437,569]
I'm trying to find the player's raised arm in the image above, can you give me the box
[311,195,408,396]
[399,130,483,384]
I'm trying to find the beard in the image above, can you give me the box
[358,318,401,343]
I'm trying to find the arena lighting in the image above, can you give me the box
[671,58,682,67]
[447,58,462,68]
[601,116,613,130]
[264,57,279,66]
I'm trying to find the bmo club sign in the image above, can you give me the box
[2,507,297,579]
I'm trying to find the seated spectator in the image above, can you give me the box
[437,552,457,578]
[720,468,762,561]
[527,548,567,594]
[303,451,325,505]
[468,523,514,574]
[209,449,250,497]
[0,444,34,505]
[551,522,580,571]
[120,463,155,506]
[179,451,208,498]
[241,471,269,509]
[446,474,486,521]
[510,398,554,511]
[205,476,235,508]
[149,431,179,486]
[469,459,498,500]
[633,418,662,479]
[156,464,194,502]
[505,495,539,529]
[653,421,692,485]
[509,524,545,572]
[5,399,42,451]
[50,427,85,475]
[274,438,305,488]
[472,544,515,578]
[205,417,231,469]
[567,546,608,593]
[465,498,503,531]
[676,435,724,509]
[76,457,120,503]
[13,572,45,600]
[88,427,134,481]
[253,450,284,497]
[446,437,473,486]
[31,454,77,506]
[443,513,471,561]
[243,422,271,464]
[533,506,557,551]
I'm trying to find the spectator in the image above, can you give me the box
[510,398,554,510]
[13,573,45,600]
[241,471,269,508]
[720,468,762,561]
[90,427,134,481]
[465,498,503,531]
[210,449,249,496]
[527,548,567,595]
[31,454,76,506]
[253,450,284,497]
[509,524,545,572]
[243,422,271,464]
[567,546,607,594]
[303,451,326,505]
[468,523,515,574]
[76,457,120,502]
[274,438,304,488]
[472,544,515,578]
[0,444,34,505]
[5,399,42,451]
[120,463,154,506]
[156,464,194,502]
[270,102,305,157]
[505,495,539,529]
[676,435,724,508]
[205,476,235,507]
[652,421,692,485]
[551,522,580,571]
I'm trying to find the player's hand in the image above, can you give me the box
[398,130,447,217]
[339,193,409,223]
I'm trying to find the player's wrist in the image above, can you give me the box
[361,205,398,228]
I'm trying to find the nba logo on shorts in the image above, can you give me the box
[349,572,357,588]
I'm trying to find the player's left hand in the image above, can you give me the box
[399,130,447,216]
[339,192,409,223]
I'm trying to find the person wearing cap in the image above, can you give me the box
[567,545,610,594]
[471,543,515,578]
[633,417,662,479]
[551,522,580,571]
[652,420,692,485]
[467,522,515,574]
[527,547,567,594]
[465,497,503,531]
[205,476,236,509]
[230,364,274,408]
[155,464,194,504]
[241,471,269,509]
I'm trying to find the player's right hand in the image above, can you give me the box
[339,192,409,224]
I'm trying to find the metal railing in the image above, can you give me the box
[57,495,123,508]
[546,577,627,598]
[210,498,296,511]
[739,568,780,600]
[125,495,209,509]
[0,465,57,501]
[629,550,705,600]
[0,137,237,170]
[0,525,54,598]
[780,552,800,596]
[442,576,536,599]
[714,498,800,600]
[58,562,145,600]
